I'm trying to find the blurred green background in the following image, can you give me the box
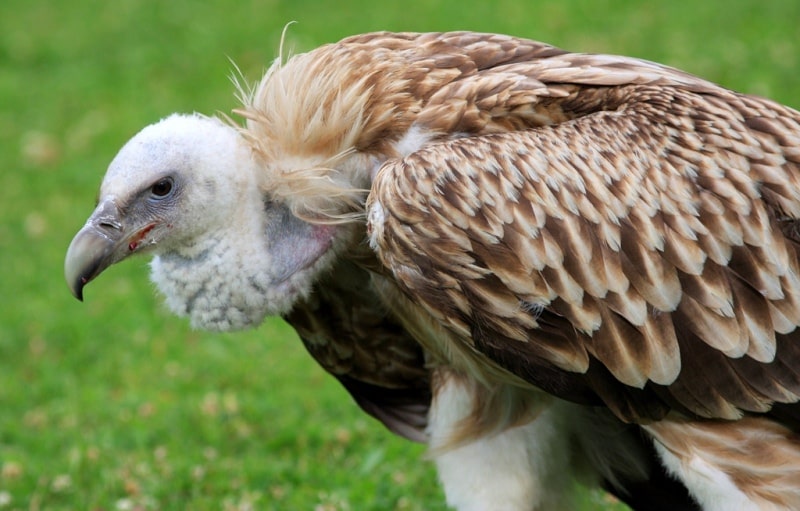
[1,0,798,509]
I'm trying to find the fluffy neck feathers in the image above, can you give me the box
[149,196,341,331]
[150,235,272,331]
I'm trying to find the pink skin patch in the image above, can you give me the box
[291,224,336,275]
[128,223,157,252]
[271,223,338,288]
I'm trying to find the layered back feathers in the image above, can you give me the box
[228,31,751,221]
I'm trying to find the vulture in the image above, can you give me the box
[64,31,800,510]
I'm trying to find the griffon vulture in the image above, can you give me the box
[65,31,800,510]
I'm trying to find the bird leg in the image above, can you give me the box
[427,369,574,511]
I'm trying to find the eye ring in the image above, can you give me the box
[150,178,174,198]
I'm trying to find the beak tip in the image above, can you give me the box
[67,275,86,302]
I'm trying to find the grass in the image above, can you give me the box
[1,0,799,509]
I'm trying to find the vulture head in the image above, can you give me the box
[64,113,341,331]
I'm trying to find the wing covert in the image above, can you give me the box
[367,82,800,423]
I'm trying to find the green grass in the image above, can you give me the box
[1,0,799,509]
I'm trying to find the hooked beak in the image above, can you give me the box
[65,198,150,301]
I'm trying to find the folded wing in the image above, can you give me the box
[368,79,800,423]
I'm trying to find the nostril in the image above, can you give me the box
[99,220,122,232]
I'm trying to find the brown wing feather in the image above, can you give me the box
[285,256,431,442]
[368,73,800,423]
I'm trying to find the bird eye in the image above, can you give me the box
[150,178,173,198]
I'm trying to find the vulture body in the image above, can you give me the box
[65,32,800,510]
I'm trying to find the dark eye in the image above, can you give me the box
[150,178,173,198]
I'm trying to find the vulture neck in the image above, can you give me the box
[148,189,276,332]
